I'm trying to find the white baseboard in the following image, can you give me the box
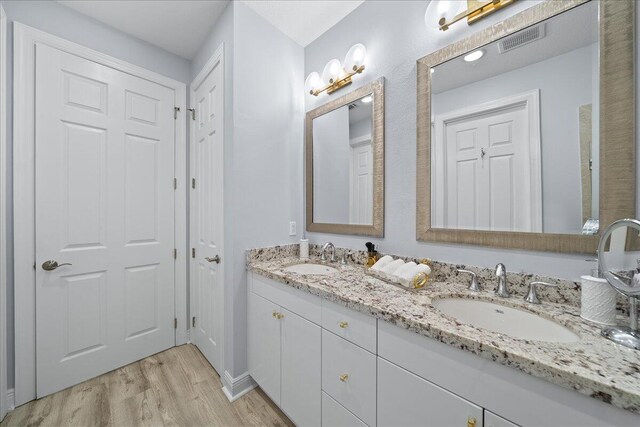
[7,388,14,411]
[221,371,256,402]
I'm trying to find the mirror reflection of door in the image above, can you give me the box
[432,91,541,232]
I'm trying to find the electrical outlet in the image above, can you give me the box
[289,221,297,236]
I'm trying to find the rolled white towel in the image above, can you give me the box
[414,263,432,277]
[370,255,394,271]
[393,262,418,282]
[381,259,405,274]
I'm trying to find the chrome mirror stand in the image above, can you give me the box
[601,296,640,351]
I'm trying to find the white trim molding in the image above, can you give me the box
[221,371,256,403]
[0,3,9,422]
[13,22,187,405]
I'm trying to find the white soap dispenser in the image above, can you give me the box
[581,254,617,326]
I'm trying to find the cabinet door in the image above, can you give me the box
[378,357,483,427]
[485,411,519,427]
[248,292,281,405]
[281,307,321,427]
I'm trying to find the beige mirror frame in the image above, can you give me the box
[416,0,635,254]
[306,78,385,237]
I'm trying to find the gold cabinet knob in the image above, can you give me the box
[339,373,349,382]
[338,321,348,329]
[467,417,477,427]
[276,312,284,319]
[272,310,278,318]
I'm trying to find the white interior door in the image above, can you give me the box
[190,55,224,374]
[435,92,541,232]
[35,44,176,397]
[349,138,373,224]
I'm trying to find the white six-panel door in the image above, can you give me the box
[35,43,176,397]
[349,138,373,225]
[190,52,224,374]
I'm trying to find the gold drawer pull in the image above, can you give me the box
[339,373,349,382]
[338,321,349,329]
[467,417,477,427]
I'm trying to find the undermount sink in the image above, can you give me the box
[283,263,339,275]
[432,298,579,343]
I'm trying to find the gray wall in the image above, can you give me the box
[226,1,304,379]
[313,106,351,224]
[302,0,639,282]
[432,44,596,234]
[1,0,191,389]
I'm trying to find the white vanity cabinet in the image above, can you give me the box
[377,357,483,427]
[248,275,321,426]
[248,272,640,427]
[247,291,281,405]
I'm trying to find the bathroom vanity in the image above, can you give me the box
[246,247,640,427]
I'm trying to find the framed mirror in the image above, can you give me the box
[306,78,385,236]
[416,0,635,253]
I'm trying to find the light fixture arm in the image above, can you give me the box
[310,65,365,97]
[439,0,514,31]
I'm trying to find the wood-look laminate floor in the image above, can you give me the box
[1,344,293,427]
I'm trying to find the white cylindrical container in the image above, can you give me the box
[300,239,309,260]
[581,275,617,326]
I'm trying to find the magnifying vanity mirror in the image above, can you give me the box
[306,78,385,236]
[598,219,640,350]
[416,0,635,253]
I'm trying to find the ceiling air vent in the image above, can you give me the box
[498,23,546,53]
[348,103,357,110]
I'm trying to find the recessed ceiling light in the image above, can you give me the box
[361,95,373,103]
[464,50,484,62]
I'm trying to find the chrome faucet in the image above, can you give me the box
[321,242,336,263]
[524,281,557,304]
[495,263,509,297]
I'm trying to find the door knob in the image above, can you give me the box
[205,255,221,264]
[41,260,72,271]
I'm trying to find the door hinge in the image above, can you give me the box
[187,108,196,121]
[174,248,177,259]
[174,106,180,119]
[174,318,178,329]
[173,178,177,189]
[192,248,196,258]
[191,178,196,189]
[192,316,196,327]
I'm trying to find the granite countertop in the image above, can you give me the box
[247,250,640,415]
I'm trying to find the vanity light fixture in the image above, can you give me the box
[305,43,367,96]
[463,49,484,62]
[425,0,515,32]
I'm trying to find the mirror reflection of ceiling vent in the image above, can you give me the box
[498,23,546,53]
[348,103,357,109]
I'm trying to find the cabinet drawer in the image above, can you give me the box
[322,300,376,353]
[323,392,368,427]
[485,411,519,427]
[251,272,321,324]
[322,330,376,426]
[377,357,483,427]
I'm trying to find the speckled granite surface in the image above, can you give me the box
[247,245,640,415]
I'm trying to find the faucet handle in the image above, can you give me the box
[524,281,557,304]
[340,251,353,265]
[457,269,480,292]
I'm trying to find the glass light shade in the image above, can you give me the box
[322,59,343,85]
[305,72,321,93]
[343,43,367,72]
[424,0,465,30]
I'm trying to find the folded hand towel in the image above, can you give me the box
[370,255,394,271]
[381,259,405,274]
[393,262,418,282]
[414,263,432,276]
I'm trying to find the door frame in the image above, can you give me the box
[0,3,9,420]
[432,90,542,232]
[188,43,225,376]
[13,23,187,405]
